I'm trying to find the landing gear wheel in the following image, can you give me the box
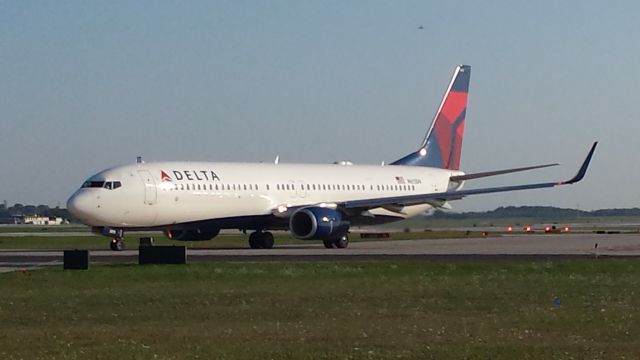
[261,232,274,249]
[335,234,349,249]
[248,232,261,249]
[110,238,124,251]
[323,239,335,249]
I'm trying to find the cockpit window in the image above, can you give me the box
[82,181,105,188]
[81,180,122,190]
[103,181,122,190]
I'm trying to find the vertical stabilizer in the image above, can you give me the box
[391,65,470,170]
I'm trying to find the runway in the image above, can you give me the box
[1,232,640,272]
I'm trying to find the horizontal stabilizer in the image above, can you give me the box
[450,163,559,182]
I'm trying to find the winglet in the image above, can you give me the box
[559,141,598,185]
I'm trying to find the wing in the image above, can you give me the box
[343,142,597,210]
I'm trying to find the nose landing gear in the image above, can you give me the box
[98,227,125,251]
[110,237,124,251]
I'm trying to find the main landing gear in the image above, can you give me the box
[323,234,349,249]
[248,231,275,249]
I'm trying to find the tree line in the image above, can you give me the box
[0,202,71,222]
[430,206,640,219]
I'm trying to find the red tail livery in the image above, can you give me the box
[391,65,470,169]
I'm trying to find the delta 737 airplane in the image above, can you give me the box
[67,65,597,251]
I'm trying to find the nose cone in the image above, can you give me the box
[67,191,93,224]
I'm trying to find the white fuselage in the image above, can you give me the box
[67,161,464,229]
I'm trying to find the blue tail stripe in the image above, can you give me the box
[450,65,471,92]
[390,137,444,167]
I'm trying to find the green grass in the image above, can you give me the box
[1,260,640,359]
[0,230,489,250]
[0,225,88,233]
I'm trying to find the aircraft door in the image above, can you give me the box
[137,170,157,205]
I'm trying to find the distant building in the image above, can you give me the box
[13,215,64,225]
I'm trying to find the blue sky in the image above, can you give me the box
[1,1,639,211]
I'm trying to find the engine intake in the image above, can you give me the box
[289,207,349,240]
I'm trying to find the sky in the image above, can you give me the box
[1,1,639,212]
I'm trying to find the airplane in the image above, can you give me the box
[66,65,597,251]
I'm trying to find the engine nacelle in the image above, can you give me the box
[289,207,349,240]
[165,228,220,241]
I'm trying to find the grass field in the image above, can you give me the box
[2,260,640,359]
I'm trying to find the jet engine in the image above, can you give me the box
[289,207,349,240]
[165,228,220,241]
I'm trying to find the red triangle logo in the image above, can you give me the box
[161,170,172,182]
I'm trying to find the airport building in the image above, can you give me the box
[12,215,65,225]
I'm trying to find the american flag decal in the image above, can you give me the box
[395,176,405,184]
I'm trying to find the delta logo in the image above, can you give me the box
[160,169,221,182]
[161,171,172,182]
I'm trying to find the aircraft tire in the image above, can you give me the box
[110,239,124,251]
[261,232,274,249]
[323,239,335,249]
[249,232,262,249]
[335,235,349,249]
